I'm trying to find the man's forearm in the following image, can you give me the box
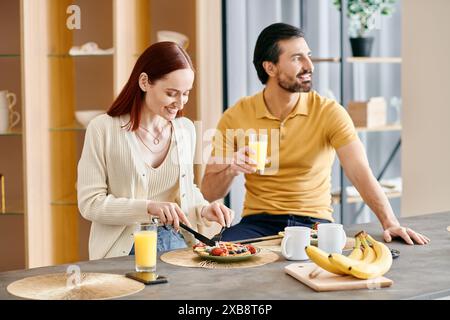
[347,167,400,230]
[201,165,237,202]
[338,141,400,230]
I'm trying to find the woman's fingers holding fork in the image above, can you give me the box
[220,203,234,228]
[201,202,234,228]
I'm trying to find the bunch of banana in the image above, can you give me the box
[305,231,393,280]
[326,238,364,275]
[328,232,376,274]
[329,232,393,279]
[305,245,348,276]
[346,234,393,279]
[305,234,364,276]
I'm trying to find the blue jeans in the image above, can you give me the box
[129,226,187,255]
[220,213,331,241]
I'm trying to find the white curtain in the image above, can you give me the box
[224,0,402,225]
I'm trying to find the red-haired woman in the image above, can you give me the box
[77,42,233,260]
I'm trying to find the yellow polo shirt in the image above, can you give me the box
[212,90,358,222]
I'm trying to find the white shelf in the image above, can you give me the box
[0,198,24,216]
[347,57,402,64]
[311,57,341,63]
[332,191,402,205]
[51,194,77,206]
[355,124,402,133]
[0,129,22,136]
[49,123,86,132]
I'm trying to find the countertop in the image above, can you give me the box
[1,211,449,300]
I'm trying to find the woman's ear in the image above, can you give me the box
[262,61,277,78]
[138,72,149,92]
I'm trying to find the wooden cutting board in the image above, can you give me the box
[285,262,393,292]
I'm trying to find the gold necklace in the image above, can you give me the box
[136,128,171,154]
[139,124,167,145]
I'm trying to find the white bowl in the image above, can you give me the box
[75,110,104,128]
[157,30,189,49]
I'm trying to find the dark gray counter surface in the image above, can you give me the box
[1,211,449,300]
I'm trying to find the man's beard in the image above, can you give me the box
[278,72,312,93]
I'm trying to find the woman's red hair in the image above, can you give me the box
[107,41,194,131]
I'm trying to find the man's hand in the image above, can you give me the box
[201,202,235,228]
[383,225,430,245]
[201,147,257,202]
[228,146,257,175]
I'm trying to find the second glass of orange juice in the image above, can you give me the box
[134,222,157,272]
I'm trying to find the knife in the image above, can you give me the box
[179,223,216,247]
[232,234,284,245]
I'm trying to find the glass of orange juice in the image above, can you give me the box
[134,222,157,272]
[248,133,268,174]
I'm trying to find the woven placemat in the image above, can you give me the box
[160,248,280,269]
[7,273,145,300]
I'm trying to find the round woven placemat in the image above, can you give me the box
[160,248,280,269]
[7,273,145,300]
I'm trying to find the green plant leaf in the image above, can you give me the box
[332,0,397,35]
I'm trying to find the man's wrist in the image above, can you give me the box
[382,218,400,230]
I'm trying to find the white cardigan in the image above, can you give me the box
[77,114,210,260]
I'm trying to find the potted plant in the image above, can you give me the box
[333,0,397,57]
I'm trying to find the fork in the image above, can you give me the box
[211,226,227,243]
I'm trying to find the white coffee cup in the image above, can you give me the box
[0,91,19,133]
[317,223,347,254]
[281,226,310,261]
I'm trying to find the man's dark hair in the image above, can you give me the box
[253,23,304,84]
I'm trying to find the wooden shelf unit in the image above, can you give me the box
[49,123,86,132]
[311,57,341,63]
[332,191,402,205]
[0,0,25,272]
[331,4,403,224]
[355,124,402,133]
[51,194,78,206]
[2,0,222,270]
[346,57,402,64]
[48,53,114,58]
[0,130,23,136]
[0,197,25,216]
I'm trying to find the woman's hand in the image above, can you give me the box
[201,202,235,228]
[147,201,192,230]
